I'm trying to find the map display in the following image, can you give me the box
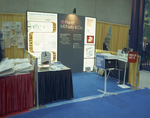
[84,45,95,58]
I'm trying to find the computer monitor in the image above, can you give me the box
[121,48,133,54]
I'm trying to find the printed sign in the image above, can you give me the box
[96,54,105,69]
[41,51,51,65]
[128,51,138,63]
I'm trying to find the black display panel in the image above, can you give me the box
[58,14,85,73]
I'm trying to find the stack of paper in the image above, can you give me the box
[14,63,33,75]
[0,58,33,76]
[14,58,30,65]
[0,60,15,77]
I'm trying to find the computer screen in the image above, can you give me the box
[121,48,133,54]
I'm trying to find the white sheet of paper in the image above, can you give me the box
[10,35,18,46]
[3,31,12,39]
[17,35,25,48]
[11,22,16,29]
[4,37,10,48]
[2,22,11,31]
[15,22,22,37]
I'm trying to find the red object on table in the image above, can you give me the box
[0,73,33,115]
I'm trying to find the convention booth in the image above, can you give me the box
[0,13,34,115]
[0,12,140,115]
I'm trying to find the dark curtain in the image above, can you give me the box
[129,0,145,51]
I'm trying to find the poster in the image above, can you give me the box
[10,35,18,46]
[17,35,25,48]
[84,17,96,44]
[2,21,23,48]
[84,45,95,58]
[11,22,16,29]
[27,11,57,62]
[2,22,11,32]
[83,17,96,71]
[83,59,95,71]
[15,22,22,37]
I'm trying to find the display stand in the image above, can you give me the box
[118,51,138,89]
[117,62,130,88]
[36,58,39,109]
[117,49,130,89]
[96,54,117,98]
[98,68,117,98]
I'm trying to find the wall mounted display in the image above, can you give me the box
[83,17,96,71]
[2,21,24,49]
[27,11,57,63]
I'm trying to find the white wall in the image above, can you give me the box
[0,0,132,25]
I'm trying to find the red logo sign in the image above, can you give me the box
[87,36,94,43]
[61,20,65,24]
[128,51,138,63]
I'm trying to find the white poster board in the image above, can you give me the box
[27,11,57,63]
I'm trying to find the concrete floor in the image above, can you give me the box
[139,70,150,89]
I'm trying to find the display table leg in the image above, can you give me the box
[98,69,117,98]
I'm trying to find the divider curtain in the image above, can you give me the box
[96,21,111,50]
[109,24,129,52]
[129,0,145,51]
[0,13,26,59]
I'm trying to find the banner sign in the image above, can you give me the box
[96,54,105,69]
[128,51,138,63]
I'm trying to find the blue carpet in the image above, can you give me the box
[43,72,131,106]
[9,88,150,118]
[72,72,131,99]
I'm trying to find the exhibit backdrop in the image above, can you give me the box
[58,14,85,73]
[27,11,58,63]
